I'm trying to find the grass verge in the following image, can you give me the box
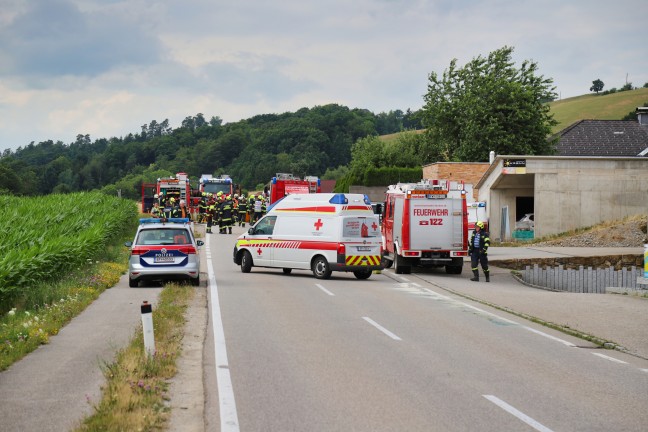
[0,240,131,371]
[75,283,194,431]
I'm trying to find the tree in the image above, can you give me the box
[421,46,557,162]
[590,79,604,94]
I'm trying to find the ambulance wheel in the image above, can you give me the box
[240,251,253,273]
[312,256,332,279]
[353,269,372,280]
[282,268,292,275]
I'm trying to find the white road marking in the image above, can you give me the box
[483,395,554,432]
[521,326,576,347]
[315,283,335,296]
[592,352,628,364]
[206,236,240,432]
[399,277,410,282]
[362,317,402,341]
[421,288,576,346]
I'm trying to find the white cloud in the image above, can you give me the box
[0,0,647,151]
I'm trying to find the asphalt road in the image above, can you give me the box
[1,227,646,431]
[0,282,162,431]
[200,228,648,432]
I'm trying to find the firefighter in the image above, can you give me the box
[173,199,191,219]
[237,193,248,227]
[469,221,490,282]
[206,198,216,234]
[219,194,234,234]
[248,194,256,223]
[150,202,161,218]
[163,197,176,218]
[198,192,208,223]
[253,195,264,224]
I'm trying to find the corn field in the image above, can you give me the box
[0,192,137,306]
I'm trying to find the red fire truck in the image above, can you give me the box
[381,179,468,275]
[268,173,321,204]
[198,174,234,196]
[156,173,192,204]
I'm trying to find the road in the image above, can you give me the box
[200,228,648,432]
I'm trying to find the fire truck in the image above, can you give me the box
[198,174,234,196]
[156,173,192,205]
[381,179,468,275]
[268,173,321,204]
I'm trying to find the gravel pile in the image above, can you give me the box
[532,217,647,248]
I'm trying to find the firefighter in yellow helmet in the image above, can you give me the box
[468,221,490,282]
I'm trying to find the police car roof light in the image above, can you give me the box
[139,217,190,224]
[329,194,349,205]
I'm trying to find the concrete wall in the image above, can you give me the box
[349,185,386,203]
[534,160,648,237]
[480,157,648,240]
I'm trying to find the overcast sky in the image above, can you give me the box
[1,0,646,152]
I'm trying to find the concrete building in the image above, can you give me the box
[477,156,648,241]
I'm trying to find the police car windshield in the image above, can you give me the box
[137,228,191,245]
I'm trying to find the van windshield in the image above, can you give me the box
[342,217,380,238]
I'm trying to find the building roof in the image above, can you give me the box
[554,120,648,157]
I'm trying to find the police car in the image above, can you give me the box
[125,218,203,287]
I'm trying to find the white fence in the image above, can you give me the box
[522,265,645,293]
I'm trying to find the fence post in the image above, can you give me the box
[141,301,156,357]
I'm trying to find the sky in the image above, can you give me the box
[1,0,647,153]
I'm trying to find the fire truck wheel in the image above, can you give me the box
[381,256,393,269]
[395,257,411,275]
[445,265,463,275]
[241,251,253,273]
[311,256,332,279]
[353,269,372,280]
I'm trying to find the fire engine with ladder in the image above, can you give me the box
[381,179,468,275]
[268,173,321,204]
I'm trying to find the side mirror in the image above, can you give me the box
[248,227,255,235]
[196,240,204,246]
[124,241,133,247]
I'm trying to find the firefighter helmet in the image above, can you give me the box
[476,221,485,229]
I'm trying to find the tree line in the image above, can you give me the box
[1,46,574,198]
[0,106,422,197]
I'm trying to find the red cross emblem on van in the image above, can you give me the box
[314,218,323,231]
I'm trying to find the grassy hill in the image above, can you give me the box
[549,87,648,133]
[380,87,648,140]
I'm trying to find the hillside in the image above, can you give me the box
[549,87,648,133]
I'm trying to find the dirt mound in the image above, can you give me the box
[532,216,647,248]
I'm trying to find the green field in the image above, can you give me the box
[549,87,648,133]
[0,192,137,310]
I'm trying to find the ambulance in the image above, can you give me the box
[233,193,382,279]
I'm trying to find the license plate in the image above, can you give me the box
[154,256,175,263]
[356,246,371,251]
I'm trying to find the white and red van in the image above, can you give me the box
[233,193,382,279]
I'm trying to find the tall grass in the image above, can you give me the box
[0,192,137,312]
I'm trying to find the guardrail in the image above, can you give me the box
[522,264,646,293]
